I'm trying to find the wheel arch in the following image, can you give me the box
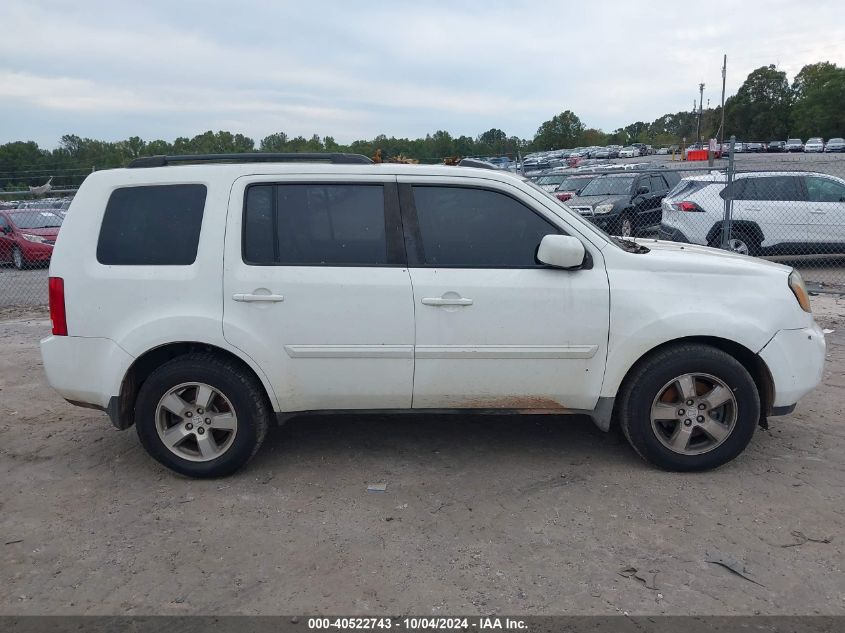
[706,220,764,246]
[611,335,774,425]
[111,341,278,430]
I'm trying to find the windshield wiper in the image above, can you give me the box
[612,236,650,253]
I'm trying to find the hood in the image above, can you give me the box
[632,237,791,275]
[566,194,622,207]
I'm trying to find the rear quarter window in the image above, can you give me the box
[97,184,207,265]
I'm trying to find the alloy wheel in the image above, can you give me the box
[727,238,749,255]
[155,382,238,462]
[650,372,738,455]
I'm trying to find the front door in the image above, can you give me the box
[398,178,610,411]
[223,175,415,412]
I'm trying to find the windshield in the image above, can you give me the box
[557,176,594,191]
[830,138,845,143]
[787,139,802,144]
[10,211,63,229]
[579,176,635,196]
[808,138,823,143]
[535,174,568,186]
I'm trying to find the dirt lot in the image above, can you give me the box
[1,298,844,616]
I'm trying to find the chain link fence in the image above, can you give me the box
[2,150,845,311]
[540,145,845,292]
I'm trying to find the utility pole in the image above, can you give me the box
[697,83,705,144]
[719,54,727,152]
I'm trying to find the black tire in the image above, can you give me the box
[709,228,761,256]
[135,353,271,478]
[617,214,634,238]
[618,344,759,471]
[12,246,24,270]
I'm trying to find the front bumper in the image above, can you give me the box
[759,323,826,411]
[583,213,618,231]
[21,242,54,262]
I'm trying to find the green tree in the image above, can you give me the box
[533,110,584,150]
[724,65,791,140]
[790,62,845,139]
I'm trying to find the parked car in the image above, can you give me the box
[534,172,575,192]
[552,174,598,201]
[0,209,63,269]
[565,170,681,236]
[746,142,764,153]
[40,153,824,477]
[804,137,825,153]
[487,156,512,169]
[660,171,845,255]
[619,146,639,158]
[632,143,649,156]
[767,141,786,152]
[785,138,804,152]
[825,138,845,153]
[656,147,669,155]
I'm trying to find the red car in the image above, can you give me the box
[0,209,63,269]
[553,173,598,202]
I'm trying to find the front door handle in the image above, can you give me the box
[233,293,285,302]
[421,297,473,307]
[810,209,826,215]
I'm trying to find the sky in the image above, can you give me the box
[1,0,844,148]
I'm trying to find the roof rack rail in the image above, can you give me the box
[127,152,374,168]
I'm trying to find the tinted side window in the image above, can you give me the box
[805,176,845,203]
[243,184,388,266]
[745,176,804,201]
[411,186,559,267]
[650,175,668,191]
[97,184,206,265]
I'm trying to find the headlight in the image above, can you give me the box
[788,270,812,313]
[594,203,614,214]
[21,233,47,243]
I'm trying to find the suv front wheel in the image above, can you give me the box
[135,353,271,477]
[618,344,760,471]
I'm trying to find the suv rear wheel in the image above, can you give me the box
[135,353,271,477]
[618,344,759,471]
[709,228,761,256]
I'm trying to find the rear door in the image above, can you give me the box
[731,175,807,248]
[804,175,845,247]
[222,175,415,412]
[398,176,610,411]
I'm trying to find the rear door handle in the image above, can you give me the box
[421,297,473,307]
[232,293,285,302]
[810,209,826,215]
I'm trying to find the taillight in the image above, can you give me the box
[673,201,704,212]
[556,191,573,201]
[48,277,67,336]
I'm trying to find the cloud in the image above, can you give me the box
[1,0,844,146]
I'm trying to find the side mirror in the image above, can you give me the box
[537,235,586,269]
[1,226,10,235]
[636,186,649,195]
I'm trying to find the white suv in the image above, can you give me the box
[40,153,825,477]
[660,171,845,255]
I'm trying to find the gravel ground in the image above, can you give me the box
[0,298,844,616]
